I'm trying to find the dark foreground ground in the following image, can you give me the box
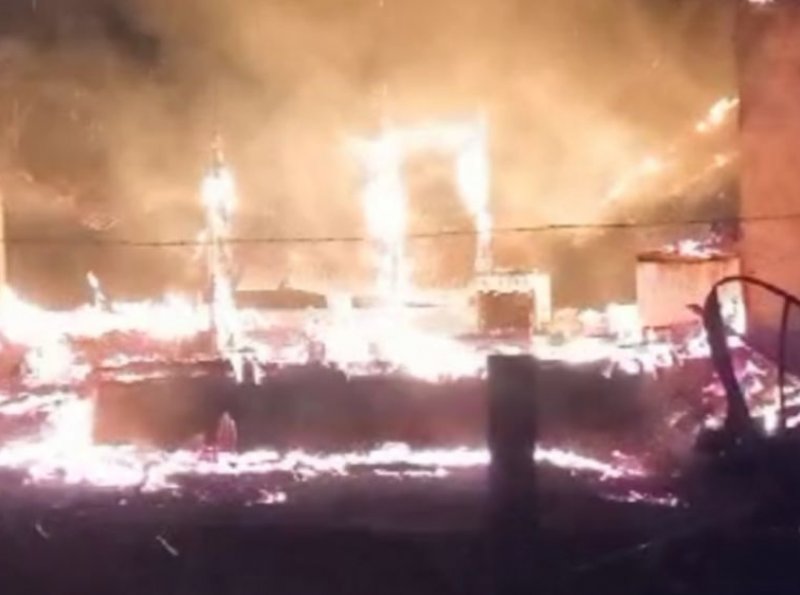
[0,340,795,595]
[0,463,798,595]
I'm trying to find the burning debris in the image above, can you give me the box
[4,5,800,595]
[0,246,789,511]
[0,134,779,511]
[0,70,770,518]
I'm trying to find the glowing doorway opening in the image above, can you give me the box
[354,117,492,301]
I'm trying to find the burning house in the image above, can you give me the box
[1,1,800,594]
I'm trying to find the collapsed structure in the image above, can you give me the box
[2,6,800,594]
[0,85,761,491]
[0,1,792,514]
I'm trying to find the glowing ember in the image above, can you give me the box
[0,391,645,495]
[0,269,784,512]
[0,292,761,502]
[604,94,738,205]
[660,238,723,260]
[695,96,739,134]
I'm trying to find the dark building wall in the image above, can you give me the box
[737,0,800,349]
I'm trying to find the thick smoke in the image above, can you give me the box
[0,0,737,305]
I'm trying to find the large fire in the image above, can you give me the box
[0,95,778,511]
[355,117,493,302]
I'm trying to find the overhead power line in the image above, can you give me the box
[0,211,795,248]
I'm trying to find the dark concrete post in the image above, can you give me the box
[487,355,539,595]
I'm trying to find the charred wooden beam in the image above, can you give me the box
[93,362,489,451]
[91,353,714,457]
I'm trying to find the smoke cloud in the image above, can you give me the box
[0,0,737,305]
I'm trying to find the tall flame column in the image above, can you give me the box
[201,141,240,352]
[456,119,492,274]
[361,134,408,302]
